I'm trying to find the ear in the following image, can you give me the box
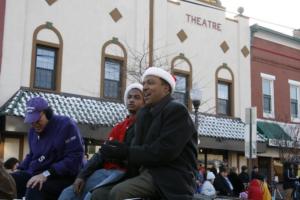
[162,84,171,95]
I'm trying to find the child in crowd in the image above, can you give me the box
[4,157,19,173]
[201,171,216,197]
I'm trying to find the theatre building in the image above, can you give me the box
[251,24,300,180]
[0,0,262,171]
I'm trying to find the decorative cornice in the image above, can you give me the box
[253,56,300,72]
[251,24,300,44]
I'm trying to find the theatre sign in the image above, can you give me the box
[186,13,222,31]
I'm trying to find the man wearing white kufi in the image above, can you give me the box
[99,66,198,200]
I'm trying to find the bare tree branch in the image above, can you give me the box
[275,114,300,163]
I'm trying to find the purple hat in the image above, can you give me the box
[24,97,49,123]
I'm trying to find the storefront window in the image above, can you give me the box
[198,149,225,172]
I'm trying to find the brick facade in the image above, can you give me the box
[251,37,300,123]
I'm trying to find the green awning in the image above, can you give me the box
[257,121,291,140]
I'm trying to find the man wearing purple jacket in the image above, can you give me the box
[11,97,84,200]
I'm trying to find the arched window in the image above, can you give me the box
[171,54,192,108]
[30,23,63,92]
[215,64,234,116]
[101,38,127,100]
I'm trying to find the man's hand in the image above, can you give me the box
[26,173,47,191]
[73,178,85,195]
[100,141,128,160]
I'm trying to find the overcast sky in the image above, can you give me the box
[221,0,300,36]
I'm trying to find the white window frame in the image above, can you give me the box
[289,79,300,122]
[260,73,275,118]
[167,0,180,4]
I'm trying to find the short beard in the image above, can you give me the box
[128,110,136,115]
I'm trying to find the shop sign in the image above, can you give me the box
[186,13,222,31]
[268,139,300,148]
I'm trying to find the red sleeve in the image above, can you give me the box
[107,124,121,141]
[107,119,129,142]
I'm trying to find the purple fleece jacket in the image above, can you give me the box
[19,115,84,176]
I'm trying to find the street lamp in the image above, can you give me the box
[190,87,202,132]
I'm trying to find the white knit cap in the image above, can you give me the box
[142,67,176,93]
[206,171,215,180]
[124,83,143,104]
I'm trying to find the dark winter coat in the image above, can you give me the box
[213,174,233,196]
[228,172,244,196]
[238,171,250,184]
[283,167,298,189]
[129,95,198,200]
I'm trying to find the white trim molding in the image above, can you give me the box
[289,81,300,122]
[262,77,275,119]
[260,73,276,80]
[288,79,300,86]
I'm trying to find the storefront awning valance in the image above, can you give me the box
[257,121,292,147]
[257,121,291,140]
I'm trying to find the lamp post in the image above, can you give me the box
[190,87,202,133]
[191,87,204,167]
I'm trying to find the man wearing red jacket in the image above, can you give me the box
[58,83,144,200]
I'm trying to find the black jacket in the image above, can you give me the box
[283,167,298,189]
[77,152,103,180]
[213,174,233,196]
[129,96,198,200]
[77,124,135,180]
[228,172,244,196]
[238,172,249,184]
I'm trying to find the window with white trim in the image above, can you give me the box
[289,80,300,121]
[261,73,275,118]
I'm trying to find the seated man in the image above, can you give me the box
[92,67,198,200]
[11,97,84,200]
[213,166,234,196]
[58,83,144,200]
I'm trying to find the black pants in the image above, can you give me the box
[11,171,75,200]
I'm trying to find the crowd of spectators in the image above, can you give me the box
[195,163,272,200]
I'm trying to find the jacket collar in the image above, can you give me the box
[148,94,173,117]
